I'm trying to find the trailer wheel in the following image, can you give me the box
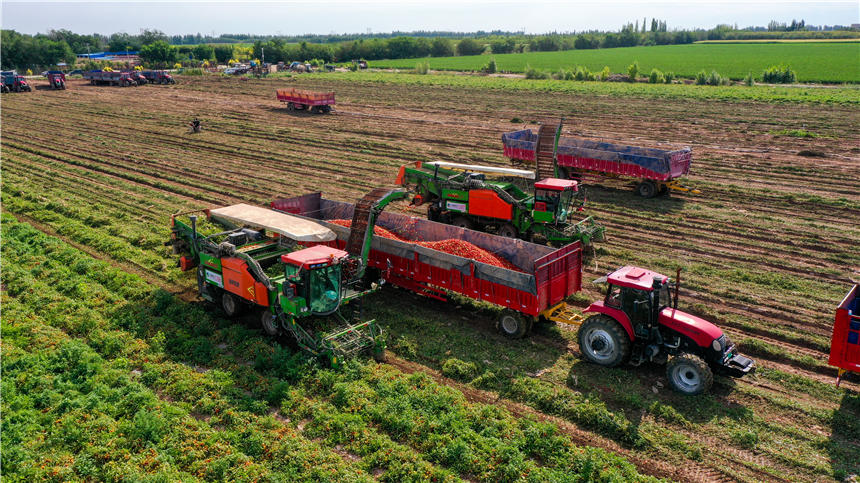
[451,216,474,230]
[636,181,657,198]
[322,105,332,113]
[497,309,528,339]
[666,353,713,395]
[498,223,518,238]
[221,292,243,317]
[287,102,294,111]
[260,309,279,336]
[577,315,630,367]
[658,184,669,196]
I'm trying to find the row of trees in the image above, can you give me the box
[2,19,857,70]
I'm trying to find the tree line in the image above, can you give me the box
[2,20,857,71]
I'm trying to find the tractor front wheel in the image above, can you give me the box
[666,353,713,395]
[260,309,279,336]
[577,315,630,367]
[497,309,528,339]
[221,292,243,317]
[636,181,657,198]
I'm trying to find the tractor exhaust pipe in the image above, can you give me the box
[190,215,198,241]
[674,267,681,311]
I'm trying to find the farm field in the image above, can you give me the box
[2,74,859,482]
[370,42,860,83]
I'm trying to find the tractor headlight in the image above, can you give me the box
[712,338,722,352]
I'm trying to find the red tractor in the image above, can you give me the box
[578,266,755,394]
[46,71,66,89]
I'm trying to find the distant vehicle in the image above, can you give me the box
[1,73,31,92]
[69,69,84,76]
[82,70,137,87]
[123,70,148,85]
[352,59,368,69]
[46,71,67,90]
[324,64,336,72]
[140,70,175,84]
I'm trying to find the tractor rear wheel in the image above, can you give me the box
[260,309,279,336]
[577,315,630,367]
[497,309,528,339]
[497,223,518,238]
[636,181,657,198]
[451,216,474,230]
[666,353,713,395]
[221,292,243,317]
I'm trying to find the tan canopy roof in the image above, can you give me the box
[209,203,336,242]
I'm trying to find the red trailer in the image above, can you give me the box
[276,88,335,113]
[502,126,695,198]
[272,192,583,337]
[830,284,860,386]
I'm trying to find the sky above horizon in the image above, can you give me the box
[2,0,858,36]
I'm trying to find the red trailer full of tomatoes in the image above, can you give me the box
[272,192,582,338]
[830,284,860,386]
[276,88,335,113]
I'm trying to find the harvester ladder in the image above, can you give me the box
[534,119,561,180]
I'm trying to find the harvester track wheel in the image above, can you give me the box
[221,292,243,317]
[260,309,279,336]
[497,309,528,339]
[666,352,713,395]
[636,181,657,198]
[498,223,518,238]
[451,216,474,231]
[577,315,630,367]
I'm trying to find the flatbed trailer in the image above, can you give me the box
[272,192,583,338]
[83,70,137,87]
[276,88,335,113]
[502,127,694,198]
[830,284,860,386]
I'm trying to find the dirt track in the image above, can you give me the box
[3,75,859,481]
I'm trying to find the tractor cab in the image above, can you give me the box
[532,178,578,224]
[280,245,348,316]
[604,266,671,338]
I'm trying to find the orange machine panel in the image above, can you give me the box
[221,257,269,306]
[468,189,512,220]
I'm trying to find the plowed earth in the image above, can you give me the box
[3,75,858,482]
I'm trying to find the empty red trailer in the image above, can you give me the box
[830,284,860,386]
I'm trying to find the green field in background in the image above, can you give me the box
[371,42,860,83]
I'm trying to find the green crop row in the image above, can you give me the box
[369,43,860,83]
[310,72,860,105]
[1,215,658,482]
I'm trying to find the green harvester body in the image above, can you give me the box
[169,189,407,366]
[396,162,604,246]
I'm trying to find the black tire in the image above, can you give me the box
[497,309,528,339]
[221,292,243,317]
[287,102,294,111]
[451,216,474,230]
[260,309,279,336]
[322,105,332,113]
[577,315,630,367]
[636,181,657,198]
[666,353,713,395]
[497,223,518,238]
[658,184,669,196]
[373,348,387,363]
